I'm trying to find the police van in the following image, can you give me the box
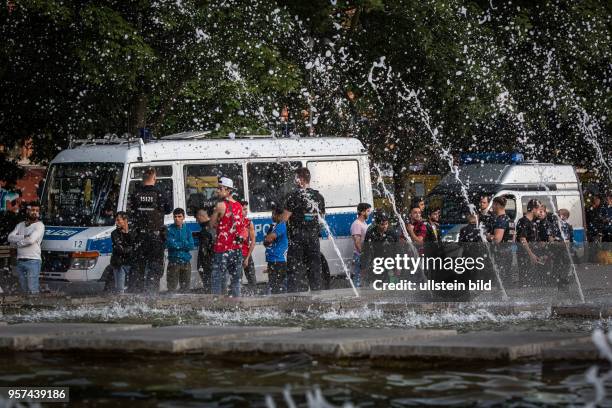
[427,153,587,250]
[39,132,373,291]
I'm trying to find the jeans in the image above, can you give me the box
[352,253,361,288]
[211,249,243,297]
[113,265,130,293]
[16,259,41,294]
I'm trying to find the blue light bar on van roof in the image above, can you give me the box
[460,152,524,165]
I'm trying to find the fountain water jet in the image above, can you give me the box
[533,165,586,303]
[366,59,508,300]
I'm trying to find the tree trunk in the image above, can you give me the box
[131,92,148,137]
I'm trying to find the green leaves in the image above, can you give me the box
[0,0,609,174]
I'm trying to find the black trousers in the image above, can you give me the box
[198,253,212,293]
[129,230,165,294]
[268,261,287,294]
[243,256,257,290]
[287,230,321,292]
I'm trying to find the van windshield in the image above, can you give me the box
[42,162,124,226]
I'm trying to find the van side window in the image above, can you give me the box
[127,165,174,211]
[131,166,173,179]
[247,162,301,213]
[307,160,361,208]
[184,163,244,216]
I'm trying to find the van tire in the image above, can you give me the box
[321,254,331,290]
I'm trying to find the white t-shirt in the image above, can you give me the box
[8,221,45,260]
[350,218,369,255]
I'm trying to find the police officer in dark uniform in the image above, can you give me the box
[515,199,542,286]
[128,167,172,293]
[479,195,495,235]
[534,204,556,285]
[488,196,515,284]
[283,167,325,292]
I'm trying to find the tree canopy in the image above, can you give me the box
[1,0,610,188]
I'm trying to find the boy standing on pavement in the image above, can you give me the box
[166,208,195,292]
[8,201,44,295]
[264,207,288,294]
[350,203,371,288]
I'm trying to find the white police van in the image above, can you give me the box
[427,153,587,250]
[39,132,373,291]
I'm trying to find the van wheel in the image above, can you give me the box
[321,254,331,290]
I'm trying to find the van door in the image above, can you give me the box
[124,163,176,225]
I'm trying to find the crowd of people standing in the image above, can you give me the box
[4,164,612,297]
[107,166,325,296]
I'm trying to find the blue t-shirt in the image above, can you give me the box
[265,222,288,262]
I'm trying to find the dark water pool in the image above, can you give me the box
[0,351,610,407]
[2,301,612,406]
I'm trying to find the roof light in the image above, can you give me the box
[460,152,524,165]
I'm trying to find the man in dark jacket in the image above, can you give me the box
[128,167,172,293]
[195,207,214,293]
[586,194,604,241]
[110,212,133,293]
[283,167,325,293]
[362,211,399,286]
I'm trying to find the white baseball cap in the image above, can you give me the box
[218,177,234,190]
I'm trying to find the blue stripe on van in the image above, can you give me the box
[50,211,359,255]
[251,212,355,242]
[573,228,585,243]
[440,224,455,236]
[44,226,88,240]
[87,237,113,254]
[186,212,357,245]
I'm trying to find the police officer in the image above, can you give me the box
[479,195,494,234]
[515,199,542,286]
[128,167,172,293]
[488,196,514,284]
[283,167,325,292]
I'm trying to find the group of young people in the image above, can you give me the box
[110,166,324,296]
[349,194,581,288]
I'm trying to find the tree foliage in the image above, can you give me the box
[0,0,610,188]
